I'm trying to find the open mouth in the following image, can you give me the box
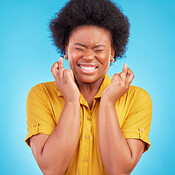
[77,64,98,73]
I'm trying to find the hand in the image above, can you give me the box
[101,63,134,104]
[51,57,80,103]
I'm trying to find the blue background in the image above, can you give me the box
[0,0,174,174]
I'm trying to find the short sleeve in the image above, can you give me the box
[121,87,152,153]
[25,84,56,147]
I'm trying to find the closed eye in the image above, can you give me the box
[75,48,84,51]
[94,50,104,52]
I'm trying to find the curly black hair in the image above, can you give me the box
[49,0,130,61]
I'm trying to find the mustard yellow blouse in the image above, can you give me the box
[25,74,152,175]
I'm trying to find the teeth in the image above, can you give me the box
[80,66,96,70]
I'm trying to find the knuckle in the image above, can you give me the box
[56,71,59,76]
[125,86,129,90]
[120,81,125,87]
[115,80,120,85]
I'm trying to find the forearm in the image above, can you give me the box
[39,101,81,175]
[98,99,133,175]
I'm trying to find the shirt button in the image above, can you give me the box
[141,128,144,132]
[87,117,91,120]
[85,135,89,139]
[83,158,88,162]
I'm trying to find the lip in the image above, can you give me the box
[77,63,98,68]
[77,63,98,74]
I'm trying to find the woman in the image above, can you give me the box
[25,0,152,174]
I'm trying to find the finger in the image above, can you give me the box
[127,68,133,76]
[126,69,134,84]
[119,72,127,81]
[51,62,59,77]
[122,63,128,75]
[63,70,72,83]
[111,73,120,82]
[58,57,63,69]
[51,62,58,71]
[68,69,74,81]
[57,57,65,80]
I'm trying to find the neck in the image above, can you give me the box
[75,76,105,98]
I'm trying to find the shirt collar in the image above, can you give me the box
[94,74,111,98]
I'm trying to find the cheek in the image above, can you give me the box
[98,50,111,63]
[68,50,78,69]
[99,54,111,66]
[68,55,80,71]
[68,58,75,71]
[101,56,111,72]
[104,60,110,71]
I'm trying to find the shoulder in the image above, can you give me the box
[28,81,58,97]
[117,85,152,115]
[124,85,152,115]
[128,85,152,105]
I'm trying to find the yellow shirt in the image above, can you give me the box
[25,74,152,175]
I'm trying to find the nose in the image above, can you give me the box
[83,49,94,61]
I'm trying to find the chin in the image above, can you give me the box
[75,74,101,84]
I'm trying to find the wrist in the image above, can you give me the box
[65,98,80,106]
[100,96,116,106]
[101,94,117,105]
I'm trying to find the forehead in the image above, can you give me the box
[68,25,112,45]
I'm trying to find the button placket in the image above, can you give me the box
[82,113,92,168]
[87,117,91,121]
[85,135,90,139]
[83,158,88,162]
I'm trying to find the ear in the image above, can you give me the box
[65,43,68,55]
[111,45,115,58]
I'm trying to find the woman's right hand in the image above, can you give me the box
[51,57,80,103]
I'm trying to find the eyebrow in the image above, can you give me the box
[94,45,105,48]
[74,43,105,48]
[74,43,86,47]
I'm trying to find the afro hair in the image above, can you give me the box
[49,0,130,61]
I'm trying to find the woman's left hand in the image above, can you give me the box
[101,64,134,104]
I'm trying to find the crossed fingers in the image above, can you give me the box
[120,63,134,85]
[51,57,74,82]
[112,63,134,87]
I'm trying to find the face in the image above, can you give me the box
[65,25,115,84]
